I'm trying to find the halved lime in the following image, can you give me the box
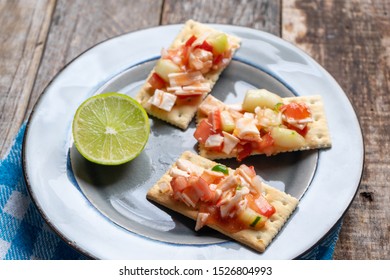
[72,92,150,165]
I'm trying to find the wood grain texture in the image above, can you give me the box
[162,0,281,35]
[26,0,163,119]
[0,0,55,157]
[282,0,390,259]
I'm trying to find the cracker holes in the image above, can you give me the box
[314,114,321,122]
[269,217,276,223]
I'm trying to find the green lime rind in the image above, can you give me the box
[72,92,150,165]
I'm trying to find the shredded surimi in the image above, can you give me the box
[168,82,211,96]
[170,167,190,178]
[217,174,238,191]
[205,134,224,148]
[283,116,313,130]
[234,118,260,141]
[168,71,204,87]
[195,213,210,231]
[222,132,239,154]
[148,89,177,111]
[176,159,204,176]
[158,181,171,193]
[219,186,250,218]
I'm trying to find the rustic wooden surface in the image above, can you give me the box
[0,0,388,259]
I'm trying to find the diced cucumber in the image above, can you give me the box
[207,33,228,55]
[250,216,261,227]
[271,127,306,149]
[154,59,181,82]
[242,89,283,112]
[238,207,266,230]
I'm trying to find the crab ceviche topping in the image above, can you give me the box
[194,90,313,161]
[147,33,239,112]
[165,159,276,233]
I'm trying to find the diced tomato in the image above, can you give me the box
[201,169,225,185]
[285,123,309,137]
[197,40,213,53]
[257,132,274,151]
[189,176,214,202]
[255,195,276,218]
[208,109,222,132]
[281,102,311,120]
[213,54,223,65]
[148,72,167,90]
[185,35,198,47]
[237,142,253,161]
[208,140,224,152]
[171,176,188,193]
[182,186,200,205]
[194,119,214,145]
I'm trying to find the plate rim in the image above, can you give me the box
[22,23,364,260]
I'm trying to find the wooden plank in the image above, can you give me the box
[26,0,163,121]
[282,0,390,259]
[0,0,55,157]
[162,0,281,35]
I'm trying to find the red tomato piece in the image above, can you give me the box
[258,132,274,150]
[213,54,223,65]
[171,176,188,193]
[285,123,309,137]
[255,195,276,218]
[148,72,167,90]
[193,119,214,145]
[208,109,222,132]
[237,143,253,161]
[182,186,200,205]
[197,40,213,53]
[185,35,198,47]
[281,102,311,120]
[189,176,214,202]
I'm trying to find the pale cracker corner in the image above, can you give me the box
[147,151,299,253]
[136,20,241,130]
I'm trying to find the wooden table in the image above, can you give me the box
[1,0,389,259]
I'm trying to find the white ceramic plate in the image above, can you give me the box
[23,24,363,259]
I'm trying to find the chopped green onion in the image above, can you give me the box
[236,185,243,190]
[211,164,229,175]
[250,216,261,227]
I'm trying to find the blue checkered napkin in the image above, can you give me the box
[0,124,341,260]
[0,124,85,260]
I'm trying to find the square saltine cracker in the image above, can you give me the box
[147,151,299,253]
[136,20,241,129]
[196,94,332,160]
